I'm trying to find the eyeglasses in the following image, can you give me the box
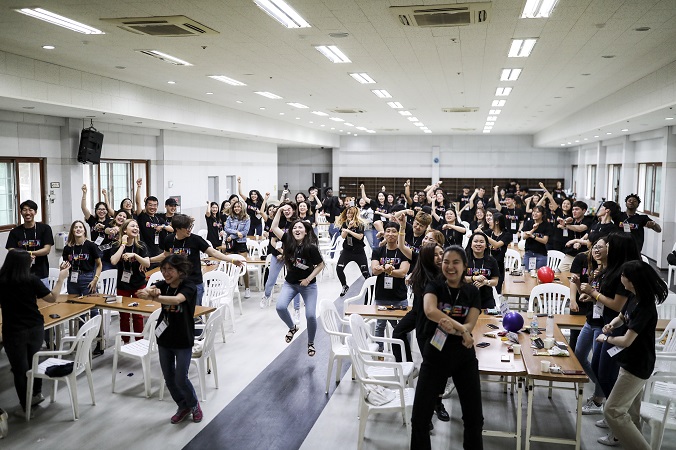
[592,245,606,250]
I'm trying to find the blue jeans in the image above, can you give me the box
[364,228,376,249]
[523,251,547,269]
[196,283,204,307]
[4,324,44,408]
[67,271,99,317]
[592,338,621,398]
[265,257,301,309]
[574,322,604,398]
[275,282,318,342]
[375,299,408,351]
[158,346,198,410]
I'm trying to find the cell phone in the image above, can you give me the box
[129,302,139,307]
[501,354,510,362]
[533,337,544,349]
[49,313,61,319]
[486,323,499,329]
[513,280,525,283]
[562,370,586,376]
[476,342,490,348]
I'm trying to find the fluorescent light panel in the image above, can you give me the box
[371,89,392,98]
[387,102,403,109]
[408,117,418,122]
[356,126,368,131]
[349,73,376,84]
[208,75,246,86]
[139,50,193,66]
[495,87,512,96]
[414,122,423,126]
[489,109,501,115]
[311,111,329,116]
[253,0,310,28]
[492,100,506,107]
[521,0,559,18]
[399,110,412,116]
[329,117,344,122]
[254,91,282,99]
[508,39,537,57]
[487,116,498,121]
[500,68,522,81]
[16,8,104,34]
[286,102,309,108]
[315,45,351,63]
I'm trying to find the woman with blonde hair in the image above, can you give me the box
[334,205,370,297]
[61,220,102,296]
[224,200,251,298]
[110,219,151,342]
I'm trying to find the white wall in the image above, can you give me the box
[278,147,332,198]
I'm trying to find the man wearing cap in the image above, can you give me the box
[618,194,661,252]
[160,197,177,244]
[6,200,54,285]
[321,187,343,238]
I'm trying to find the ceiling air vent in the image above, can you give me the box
[330,109,366,114]
[101,15,219,36]
[452,128,477,132]
[390,3,491,27]
[442,107,479,113]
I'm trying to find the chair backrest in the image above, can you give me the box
[349,313,374,354]
[147,271,165,287]
[198,307,225,358]
[197,229,208,240]
[320,299,348,350]
[528,283,570,314]
[73,315,102,375]
[246,239,259,258]
[97,269,118,295]
[517,239,526,251]
[344,276,377,309]
[657,318,676,353]
[346,336,369,384]
[259,239,269,257]
[547,250,565,271]
[658,293,676,320]
[139,308,162,352]
[48,268,67,294]
[202,271,230,308]
[460,221,471,236]
[504,248,521,272]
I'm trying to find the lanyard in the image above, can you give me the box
[70,243,85,271]
[172,235,186,252]
[123,243,135,272]
[22,226,37,250]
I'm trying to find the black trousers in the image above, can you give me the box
[336,249,370,286]
[4,324,44,408]
[411,342,484,450]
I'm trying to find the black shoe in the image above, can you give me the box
[340,285,349,297]
[435,402,450,422]
[92,345,104,357]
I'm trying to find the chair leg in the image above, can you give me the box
[229,306,236,332]
[335,358,342,385]
[65,376,79,421]
[141,358,151,398]
[548,381,553,399]
[111,351,119,392]
[357,401,369,450]
[325,355,335,394]
[86,367,96,405]
[25,371,34,422]
[210,354,219,389]
[220,321,227,343]
[198,359,206,402]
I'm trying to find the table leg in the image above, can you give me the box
[525,380,534,450]
[575,383,583,450]
[516,377,523,450]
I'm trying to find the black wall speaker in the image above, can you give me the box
[77,129,103,164]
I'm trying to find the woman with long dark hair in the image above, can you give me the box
[595,260,668,448]
[464,231,500,309]
[204,201,223,248]
[486,211,511,294]
[270,204,325,357]
[521,205,552,269]
[361,185,392,249]
[224,200,251,298]
[137,254,202,424]
[433,207,465,246]
[411,246,483,449]
[0,250,69,417]
[334,206,370,297]
[81,184,113,255]
[237,177,265,236]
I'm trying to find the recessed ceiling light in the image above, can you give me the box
[279,112,284,115]
[354,134,358,136]
[254,91,282,99]
[296,117,300,120]
[138,50,192,66]
[387,102,403,109]
[584,138,588,141]
[167,81,176,84]
[329,117,344,122]
[253,0,311,28]
[487,116,498,121]
[287,102,309,109]
[489,109,501,115]
[42,45,55,50]
[309,121,313,124]
[259,107,266,110]
[371,89,392,98]
[356,126,368,131]
[483,130,491,133]
[314,45,351,63]
[320,124,325,127]
[666,117,674,120]
[521,0,560,18]
[210,75,246,86]
[575,140,579,143]
[414,122,423,126]
[16,8,104,34]
[206,92,213,95]
[594,135,599,138]
[621,128,628,132]
[508,39,537,57]
[500,68,522,81]
[424,130,432,133]
[492,100,506,107]
[349,73,376,84]
[311,111,329,116]
[560,143,565,146]
[344,123,354,127]
[399,110,412,116]
[495,87,512,96]
[236,100,243,104]
[606,132,612,135]
[408,117,418,122]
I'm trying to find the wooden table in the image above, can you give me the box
[344,304,410,320]
[61,294,216,318]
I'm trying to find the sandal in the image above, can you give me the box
[285,326,298,343]
[308,342,316,357]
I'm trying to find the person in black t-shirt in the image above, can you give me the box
[497,193,525,235]
[322,187,343,239]
[137,254,202,424]
[464,231,500,309]
[411,246,483,449]
[137,196,166,260]
[334,206,370,297]
[521,205,552,269]
[618,193,661,252]
[486,211,512,294]
[5,200,54,283]
[0,249,69,417]
[568,251,594,351]
[435,208,466,247]
[237,176,266,236]
[561,200,594,271]
[204,201,224,248]
[361,184,391,246]
[270,207,325,357]
[61,220,102,296]
[81,184,113,257]
[596,260,668,448]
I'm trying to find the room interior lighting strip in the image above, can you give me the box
[489,109,502,114]
[487,116,498,121]
[349,73,376,84]
[356,126,368,131]
[254,91,282,99]
[311,111,329,116]
[399,110,412,116]
[329,117,345,122]
[253,0,311,28]
[387,102,403,109]
[315,45,351,63]
[424,130,432,133]
[414,122,424,126]
[140,50,193,66]
[492,100,506,107]
[15,8,104,34]
[371,89,392,98]
[521,0,559,18]
[408,117,419,122]
[495,87,512,96]
[286,102,309,108]
[508,39,537,57]
[208,75,246,85]
[500,68,522,81]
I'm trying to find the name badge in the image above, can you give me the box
[528,258,536,271]
[593,302,604,319]
[347,236,353,246]
[94,235,104,245]
[70,271,79,283]
[607,345,624,357]
[155,320,167,338]
[623,223,630,233]
[512,233,518,244]
[511,222,517,230]
[430,326,448,351]
[500,299,510,316]
[121,270,132,283]
[154,234,160,245]
[562,228,568,237]
[384,276,394,289]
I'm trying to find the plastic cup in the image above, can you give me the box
[116,295,123,304]
[544,338,555,349]
[540,360,550,373]
[512,344,521,355]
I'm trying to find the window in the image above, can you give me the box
[607,164,621,203]
[0,158,45,230]
[83,159,149,212]
[586,164,596,200]
[637,163,661,216]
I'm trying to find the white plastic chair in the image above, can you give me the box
[517,239,526,251]
[147,270,164,287]
[346,336,414,450]
[504,248,521,272]
[658,294,676,320]
[668,243,676,287]
[527,283,570,315]
[97,269,118,342]
[203,270,234,339]
[546,250,565,272]
[111,308,161,398]
[640,371,676,450]
[25,315,102,421]
[343,276,378,310]
[322,236,344,279]
[48,268,68,294]
[197,229,208,240]
[656,318,676,353]
[320,299,352,394]
[217,261,245,314]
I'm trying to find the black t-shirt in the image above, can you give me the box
[570,252,593,317]
[245,198,263,227]
[163,234,210,286]
[370,200,390,223]
[205,215,223,248]
[588,221,619,245]
[617,294,657,379]
[522,219,552,256]
[298,213,315,226]
[285,244,323,284]
[115,243,149,291]
[503,207,525,233]
[404,225,425,256]
[547,208,571,251]
[308,197,322,214]
[563,215,595,256]
[62,240,100,274]
[432,203,448,229]
[341,223,366,252]
[6,223,54,279]
[421,281,481,346]
[155,280,197,349]
[137,212,165,258]
[322,196,342,222]
[85,215,111,246]
[466,255,500,308]
[618,212,651,252]
[0,275,50,334]
[488,230,512,268]
[371,247,410,301]
[442,224,465,247]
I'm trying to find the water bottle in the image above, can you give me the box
[546,314,555,338]
[530,316,539,335]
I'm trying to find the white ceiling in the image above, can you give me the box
[0,0,675,147]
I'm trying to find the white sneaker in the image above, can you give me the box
[597,433,619,447]
[442,378,455,399]
[260,295,270,308]
[582,396,603,415]
[293,309,301,325]
[244,288,251,299]
[596,418,609,429]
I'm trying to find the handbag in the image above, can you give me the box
[45,361,74,377]
[667,251,676,265]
